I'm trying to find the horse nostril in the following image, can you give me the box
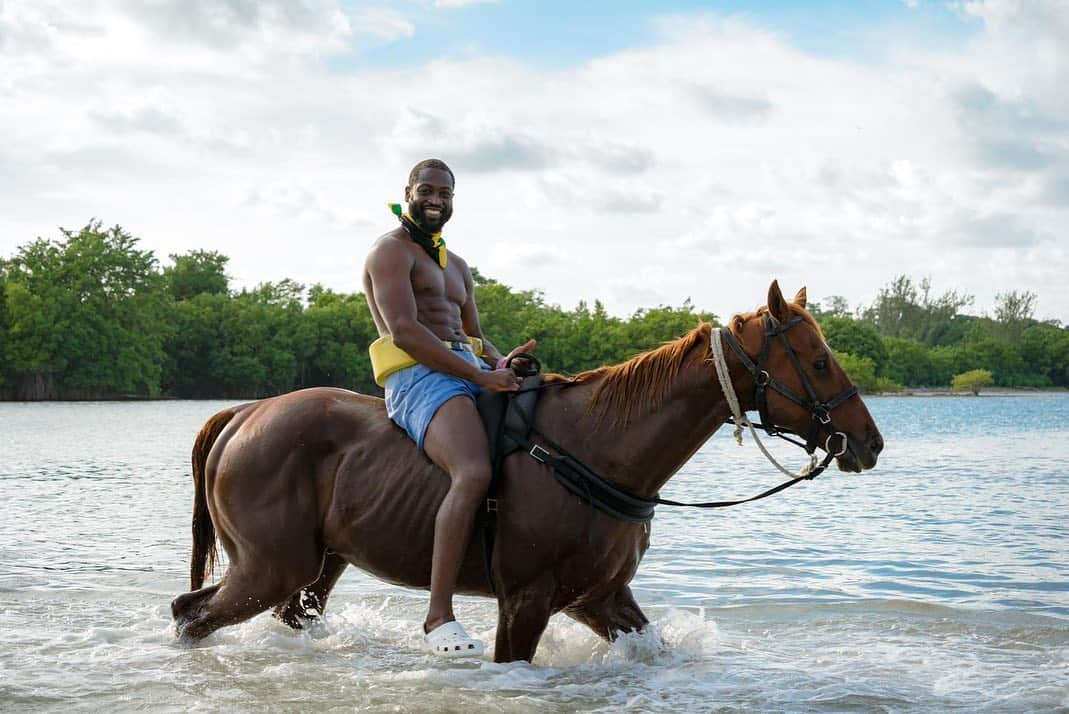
[869,431,884,454]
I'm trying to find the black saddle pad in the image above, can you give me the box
[476,374,543,465]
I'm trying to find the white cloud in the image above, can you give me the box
[382,106,555,173]
[349,6,414,41]
[1,1,1067,322]
[690,84,773,121]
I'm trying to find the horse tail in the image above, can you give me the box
[190,407,238,590]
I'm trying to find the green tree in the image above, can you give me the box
[952,369,993,395]
[164,250,230,300]
[881,337,932,386]
[0,261,9,390]
[862,275,973,345]
[834,352,878,393]
[1019,323,1069,387]
[621,301,717,357]
[961,320,1035,386]
[300,287,379,394]
[927,345,962,386]
[473,271,560,365]
[809,294,852,320]
[2,222,169,398]
[821,316,888,373]
[993,290,1037,342]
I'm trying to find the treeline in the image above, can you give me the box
[0,222,714,399]
[810,276,1069,392]
[1,223,1066,400]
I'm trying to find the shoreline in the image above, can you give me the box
[870,387,1069,397]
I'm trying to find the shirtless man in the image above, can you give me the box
[362,158,535,657]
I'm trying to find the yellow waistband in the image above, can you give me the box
[369,334,484,387]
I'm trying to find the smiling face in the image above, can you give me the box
[404,167,454,233]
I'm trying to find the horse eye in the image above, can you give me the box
[814,359,828,371]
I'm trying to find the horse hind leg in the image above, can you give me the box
[174,534,325,642]
[274,551,348,629]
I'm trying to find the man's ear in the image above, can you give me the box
[404,185,412,202]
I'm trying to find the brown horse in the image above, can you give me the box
[171,281,883,662]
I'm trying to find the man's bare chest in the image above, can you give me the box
[411,260,467,306]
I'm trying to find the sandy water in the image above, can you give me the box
[1,395,1067,712]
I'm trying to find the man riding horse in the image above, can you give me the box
[170,171,883,661]
[362,158,535,656]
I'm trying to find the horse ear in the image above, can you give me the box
[767,280,790,322]
[794,286,807,309]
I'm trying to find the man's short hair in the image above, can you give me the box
[408,158,455,188]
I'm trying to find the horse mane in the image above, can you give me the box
[554,301,823,426]
[560,323,712,425]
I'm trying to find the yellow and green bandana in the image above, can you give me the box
[389,203,447,269]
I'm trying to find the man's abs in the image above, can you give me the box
[414,294,467,342]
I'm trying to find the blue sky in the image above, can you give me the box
[2,1,1067,322]
[335,1,975,70]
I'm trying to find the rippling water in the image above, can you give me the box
[2,395,1067,712]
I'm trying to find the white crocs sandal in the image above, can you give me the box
[423,621,485,658]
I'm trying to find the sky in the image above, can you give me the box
[1,0,1067,324]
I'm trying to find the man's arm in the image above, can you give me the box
[366,241,520,391]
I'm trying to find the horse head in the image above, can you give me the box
[726,280,884,472]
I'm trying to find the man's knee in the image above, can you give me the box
[447,462,492,499]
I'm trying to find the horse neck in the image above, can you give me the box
[545,333,755,499]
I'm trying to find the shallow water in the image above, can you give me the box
[1,395,1067,712]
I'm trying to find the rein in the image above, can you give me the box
[507,316,859,520]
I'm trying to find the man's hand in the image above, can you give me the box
[477,368,524,392]
[499,339,538,375]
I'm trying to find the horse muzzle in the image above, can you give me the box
[835,429,883,472]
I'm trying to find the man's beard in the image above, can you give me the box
[408,201,451,233]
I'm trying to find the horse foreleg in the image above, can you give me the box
[274,551,348,628]
[565,585,649,641]
[493,576,556,663]
[171,583,220,632]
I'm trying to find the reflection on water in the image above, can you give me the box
[1,396,1068,712]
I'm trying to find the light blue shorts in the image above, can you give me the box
[385,349,492,451]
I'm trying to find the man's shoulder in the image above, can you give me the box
[365,228,418,271]
[369,228,415,256]
[371,225,410,246]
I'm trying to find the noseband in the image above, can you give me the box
[719,313,858,478]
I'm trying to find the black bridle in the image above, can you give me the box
[719,313,859,479]
[494,315,861,524]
